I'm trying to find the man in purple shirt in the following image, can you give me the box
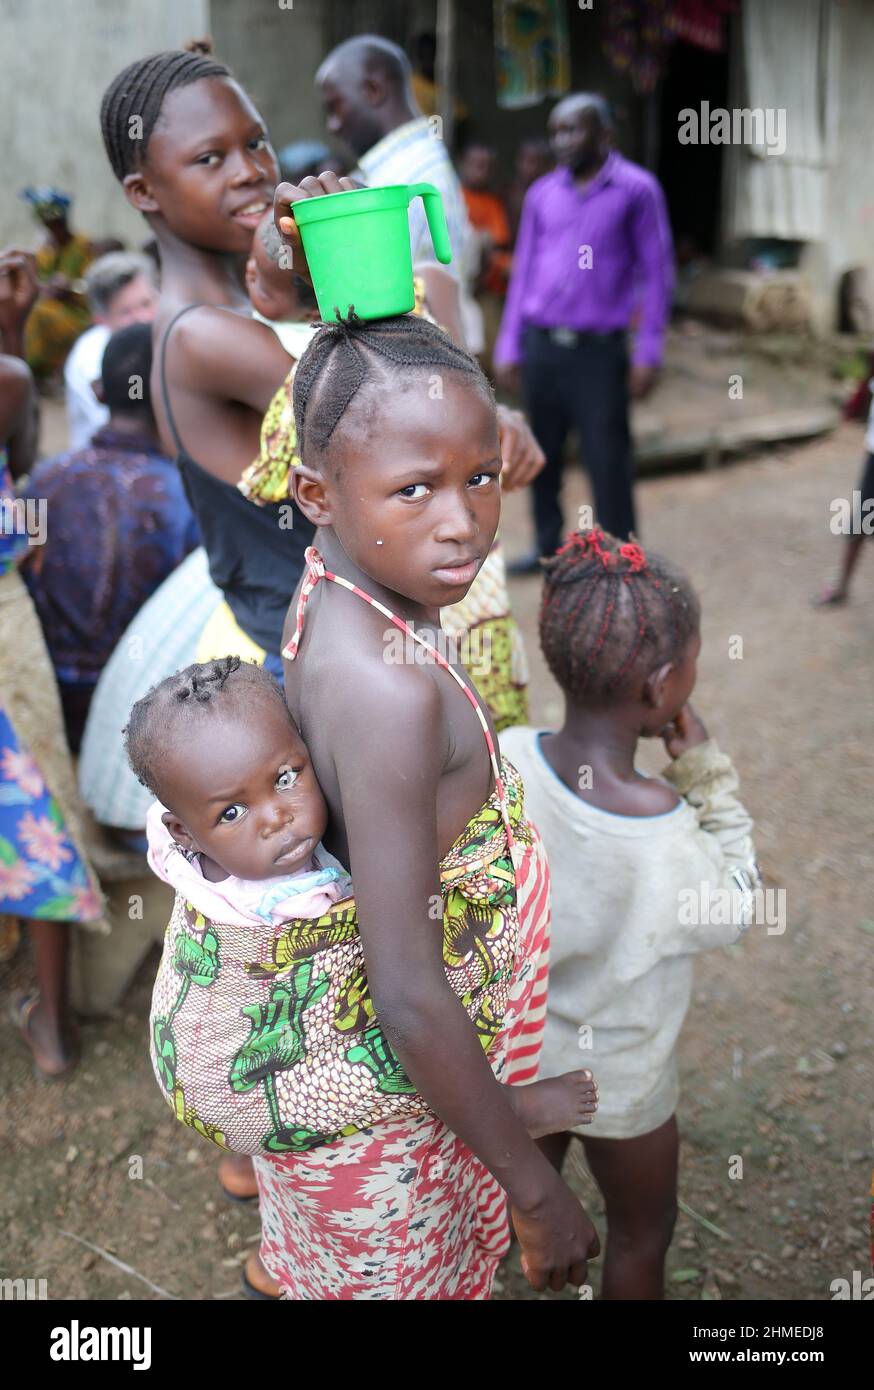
[495,94,674,566]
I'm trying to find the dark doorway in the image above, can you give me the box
[657,38,730,259]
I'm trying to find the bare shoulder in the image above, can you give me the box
[332,639,444,730]
[168,305,275,366]
[0,355,31,419]
[157,305,290,415]
[301,624,444,758]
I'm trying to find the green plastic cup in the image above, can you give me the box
[290,183,452,322]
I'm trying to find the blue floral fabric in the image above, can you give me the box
[0,701,101,920]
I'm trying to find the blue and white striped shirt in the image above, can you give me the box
[356,117,476,287]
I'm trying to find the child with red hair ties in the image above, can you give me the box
[501,528,761,1300]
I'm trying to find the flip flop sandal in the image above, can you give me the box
[240,1254,281,1301]
[221,1185,259,1206]
[10,994,78,1083]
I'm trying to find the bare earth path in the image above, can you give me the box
[1,422,872,1301]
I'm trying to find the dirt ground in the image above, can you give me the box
[1,417,872,1302]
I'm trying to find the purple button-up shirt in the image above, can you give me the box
[494,153,674,368]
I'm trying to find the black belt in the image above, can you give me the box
[528,324,625,348]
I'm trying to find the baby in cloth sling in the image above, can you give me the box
[128,656,597,1155]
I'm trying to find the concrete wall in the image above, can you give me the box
[0,0,209,249]
[212,0,438,169]
[209,0,329,160]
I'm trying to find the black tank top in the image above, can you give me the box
[158,304,315,655]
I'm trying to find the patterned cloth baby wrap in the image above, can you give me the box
[149,762,534,1155]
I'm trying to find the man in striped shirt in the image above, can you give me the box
[315,35,481,347]
[314,35,545,496]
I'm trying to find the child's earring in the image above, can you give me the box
[376,539,384,546]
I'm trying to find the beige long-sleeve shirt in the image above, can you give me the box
[499,727,761,1138]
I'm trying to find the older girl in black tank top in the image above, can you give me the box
[100,47,359,662]
[159,304,313,657]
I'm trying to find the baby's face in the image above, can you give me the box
[162,690,328,882]
[244,225,300,323]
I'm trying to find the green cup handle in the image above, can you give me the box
[407,182,453,265]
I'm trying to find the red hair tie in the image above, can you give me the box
[618,541,647,573]
[557,527,614,568]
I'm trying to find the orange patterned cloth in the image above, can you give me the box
[463,188,512,295]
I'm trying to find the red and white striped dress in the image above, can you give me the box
[253,825,550,1300]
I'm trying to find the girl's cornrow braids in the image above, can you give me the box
[611,571,650,689]
[563,572,603,691]
[293,316,370,455]
[539,528,699,700]
[588,571,620,686]
[292,311,491,465]
[100,47,229,182]
[654,575,681,659]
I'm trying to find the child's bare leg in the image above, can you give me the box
[581,1115,678,1300]
[537,1129,573,1173]
[17,919,77,1076]
[505,1070,598,1138]
[813,536,864,605]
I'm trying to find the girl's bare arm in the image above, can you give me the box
[168,307,292,416]
[156,309,292,485]
[332,664,599,1292]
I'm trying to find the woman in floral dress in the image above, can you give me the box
[0,251,105,1077]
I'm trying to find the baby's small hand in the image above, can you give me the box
[662,702,709,759]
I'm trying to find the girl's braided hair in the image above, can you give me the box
[539,528,700,700]
[124,656,290,801]
[292,311,494,462]
[100,40,230,182]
